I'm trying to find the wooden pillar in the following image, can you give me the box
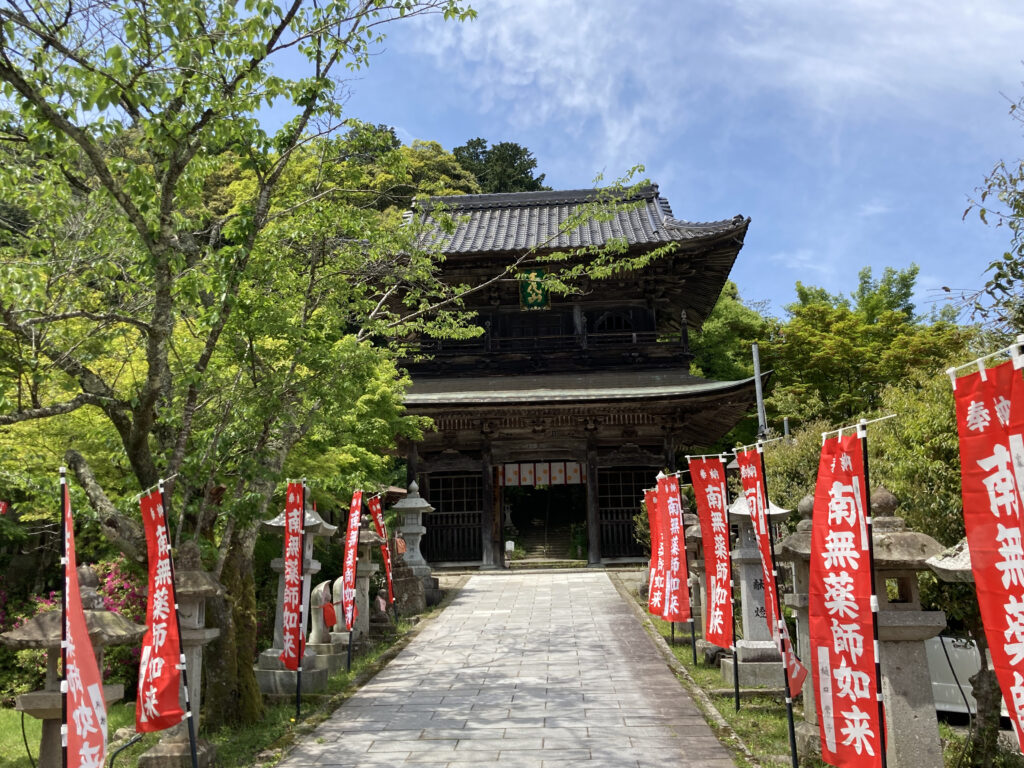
[406,442,419,487]
[663,432,677,473]
[586,442,601,566]
[481,440,495,569]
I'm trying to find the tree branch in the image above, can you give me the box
[65,448,147,563]
[0,391,115,425]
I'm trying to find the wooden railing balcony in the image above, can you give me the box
[403,329,693,376]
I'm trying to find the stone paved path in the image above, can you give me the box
[278,571,736,767]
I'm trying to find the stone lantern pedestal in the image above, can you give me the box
[254,501,337,695]
[139,543,223,768]
[0,566,145,768]
[720,495,791,688]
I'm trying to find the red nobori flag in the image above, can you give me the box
[342,490,362,630]
[953,358,1024,745]
[279,482,305,671]
[367,495,394,604]
[658,474,692,623]
[689,457,733,649]
[810,435,884,764]
[136,489,184,732]
[736,447,808,695]
[62,474,108,768]
[645,487,664,615]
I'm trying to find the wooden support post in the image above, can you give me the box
[481,440,495,568]
[585,443,601,566]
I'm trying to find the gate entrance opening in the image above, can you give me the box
[503,484,586,561]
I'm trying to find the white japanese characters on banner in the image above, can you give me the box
[658,474,692,623]
[341,490,363,631]
[689,456,733,650]
[62,473,108,768]
[952,358,1024,746]
[279,482,305,671]
[735,447,808,696]
[809,435,884,765]
[645,487,665,615]
[136,489,184,732]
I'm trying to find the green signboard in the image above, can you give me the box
[519,269,550,310]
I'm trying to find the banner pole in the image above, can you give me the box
[296,480,306,721]
[721,457,741,713]
[858,421,888,767]
[757,447,799,768]
[60,468,68,768]
[158,480,199,768]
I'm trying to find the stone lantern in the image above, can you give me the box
[721,493,792,687]
[254,499,337,695]
[781,487,946,768]
[681,503,704,647]
[139,541,223,768]
[0,566,145,768]
[391,481,440,603]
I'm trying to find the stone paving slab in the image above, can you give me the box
[276,572,736,767]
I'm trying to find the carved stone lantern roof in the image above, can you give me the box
[391,481,434,516]
[727,493,791,523]
[926,537,972,583]
[0,608,145,651]
[262,501,338,537]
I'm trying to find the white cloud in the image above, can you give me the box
[400,0,1024,169]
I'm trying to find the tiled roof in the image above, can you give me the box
[409,185,749,255]
[405,368,760,406]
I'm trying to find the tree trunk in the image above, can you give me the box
[204,522,263,728]
[966,612,1001,767]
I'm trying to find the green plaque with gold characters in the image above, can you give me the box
[519,269,550,310]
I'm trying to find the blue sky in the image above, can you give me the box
[331,0,1024,318]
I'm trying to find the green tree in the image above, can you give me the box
[452,137,549,193]
[0,0,475,724]
[965,92,1024,333]
[764,265,970,426]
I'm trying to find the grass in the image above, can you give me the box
[644,614,825,768]
[0,595,457,768]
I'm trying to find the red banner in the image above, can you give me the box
[953,359,1024,745]
[342,490,362,631]
[809,434,884,763]
[0,500,8,515]
[646,487,666,614]
[279,482,305,671]
[658,474,692,623]
[62,474,108,768]
[136,489,184,732]
[689,457,733,649]
[736,447,808,695]
[367,495,394,604]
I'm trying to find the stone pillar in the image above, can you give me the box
[353,527,384,644]
[481,440,496,569]
[140,544,223,768]
[720,494,791,688]
[585,442,601,566]
[685,513,708,653]
[870,490,946,768]
[254,500,337,694]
